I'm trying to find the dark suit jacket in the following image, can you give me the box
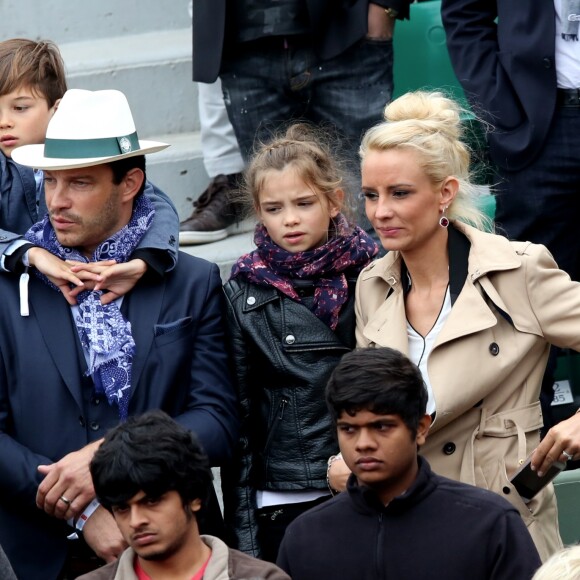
[0,252,238,580]
[441,0,557,170]
[192,0,411,83]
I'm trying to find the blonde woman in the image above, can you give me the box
[331,91,580,561]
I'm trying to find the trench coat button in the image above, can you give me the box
[489,342,500,356]
[285,334,296,345]
[0,236,6,241]
[78,416,86,427]
[502,486,510,494]
[443,442,456,455]
[89,421,100,431]
[542,57,552,69]
[246,296,256,305]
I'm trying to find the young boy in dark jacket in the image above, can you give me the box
[277,347,542,580]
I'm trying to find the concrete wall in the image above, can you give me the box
[0,0,210,218]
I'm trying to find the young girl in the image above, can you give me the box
[221,124,378,562]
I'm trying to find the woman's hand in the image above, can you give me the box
[531,411,580,476]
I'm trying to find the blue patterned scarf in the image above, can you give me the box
[231,214,378,330]
[25,194,154,420]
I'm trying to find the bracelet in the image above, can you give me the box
[326,452,343,496]
[384,7,398,18]
[75,498,101,532]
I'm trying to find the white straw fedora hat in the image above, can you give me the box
[12,89,169,170]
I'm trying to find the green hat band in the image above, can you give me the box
[44,132,140,159]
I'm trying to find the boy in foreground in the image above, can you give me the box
[79,411,288,580]
[277,347,542,580]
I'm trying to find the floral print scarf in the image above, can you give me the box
[231,213,378,330]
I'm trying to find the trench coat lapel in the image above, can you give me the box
[362,277,499,354]
[359,223,522,354]
[361,285,409,354]
[434,223,522,347]
[434,278,498,347]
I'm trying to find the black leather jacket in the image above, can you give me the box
[221,277,356,557]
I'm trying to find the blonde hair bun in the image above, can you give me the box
[383,91,463,142]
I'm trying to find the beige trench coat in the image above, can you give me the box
[355,222,580,561]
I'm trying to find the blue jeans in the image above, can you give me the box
[221,36,393,163]
[220,36,393,231]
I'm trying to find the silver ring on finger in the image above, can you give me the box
[59,495,72,506]
[562,450,574,462]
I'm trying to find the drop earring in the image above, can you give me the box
[439,206,449,228]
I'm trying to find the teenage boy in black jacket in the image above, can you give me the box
[277,347,542,580]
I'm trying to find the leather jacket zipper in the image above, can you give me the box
[263,397,289,452]
[278,397,288,419]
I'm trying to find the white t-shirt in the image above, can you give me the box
[554,0,580,88]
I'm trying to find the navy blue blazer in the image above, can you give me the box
[0,252,238,579]
[192,0,412,83]
[441,0,558,170]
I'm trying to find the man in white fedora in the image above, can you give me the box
[0,89,238,580]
